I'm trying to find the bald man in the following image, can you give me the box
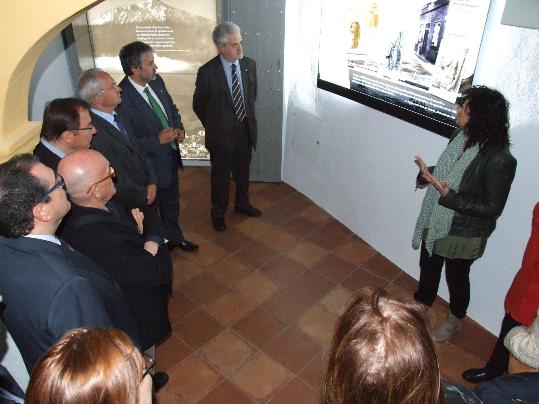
[58,150,172,361]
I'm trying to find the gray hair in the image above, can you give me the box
[78,68,105,103]
[212,22,241,45]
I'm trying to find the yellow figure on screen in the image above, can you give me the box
[350,21,361,48]
[368,2,379,28]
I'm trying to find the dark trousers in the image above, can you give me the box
[484,313,522,377]
[156,161,183,242]
[209,120,252,218]
[414,242,474,319]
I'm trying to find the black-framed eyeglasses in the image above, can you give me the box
[69,124,94,132]
[42,174,66,201]
[142,353,155,380]
[86,166,116,194]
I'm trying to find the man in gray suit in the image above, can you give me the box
[193,22,261,232]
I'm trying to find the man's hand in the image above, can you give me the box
[158,128,177,144]
[131,208,144,234]
[146,184,157,205]
[176,128,185,143]
[144,241,159,256]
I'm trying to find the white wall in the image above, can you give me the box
[283,0,539,334]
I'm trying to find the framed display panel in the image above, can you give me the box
[317,0,491,137]
[87,0,219,159]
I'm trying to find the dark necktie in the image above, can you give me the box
[143,87,179,151]
[113,114,130,140]
[231,63,246,121]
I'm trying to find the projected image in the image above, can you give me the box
[318,0,491,135]
[88,0,218,159]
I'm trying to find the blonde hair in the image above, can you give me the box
[26,328,144,404]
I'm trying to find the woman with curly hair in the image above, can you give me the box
[25,328,153,404]
[413,86,517,342]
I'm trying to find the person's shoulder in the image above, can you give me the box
[488,146,516,167]
[199,55,221,72]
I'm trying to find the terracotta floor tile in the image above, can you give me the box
[172,257,203,290]
[233,307,286,348]
[262,289,313,324]
[206,256,252,287]
[320,286,355,316]
[287,270,336,306]
[248,193,276,211]
[260,204,296,226]
[234,241,279,269]
[268,377,320,404]
[156,333,192,372]
[168,354,222,403]
[362,252,403,282]
[181,229,209,247]
[184,241,229,268]
[304,227,349,251]
[299,204,333,224]
[324,219,353,237]
[168,291,198,324]
[250,181,273,193]
[235,271,279,303]
[280,216,320,239]
[281,192,313,212]
[296,306,339,349]
[342,268,389,292]
[259,227,301,253]
[286,242,328,267]
[234,217,273,238]
[437,343,485,390]
[392,270,419,292]
[201,330,254,375]
[187,220,222,241]
[256,185,296,204]
[205,292,256,326]
[264,328,321,373]
[451,317,497,363]
[312,254,357,283]
[260,255,308,288]
[198,380,254,404]
[298,351,327,391]
[230,353,291,401]
[333,238,376,266]
[155,387,181,404]
[179,273,229,306]
[212,228,254,253]
[173,309,225,349]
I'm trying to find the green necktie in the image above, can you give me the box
[143,87,178,150]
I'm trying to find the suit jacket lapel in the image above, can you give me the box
[149,80,173,127]
[122,79,163,128]
[214,56,234,106]
[91,112,135,150]
[239,58,249,106]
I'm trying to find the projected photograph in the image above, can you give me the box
[318,0,491,135]
[87,0,218,159]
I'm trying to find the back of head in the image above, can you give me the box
[119,41,153,76]
[40,98,91,142]
[57,149,107,201]
[212,21,241,45]
[0,154,47,238]
[322,288,443,404]
[26,328,143,404]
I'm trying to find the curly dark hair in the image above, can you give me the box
[0,154,49,238]
[119,41,153,76]
[459,85,510,151]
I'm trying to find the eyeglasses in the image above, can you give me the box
[96,81,119,96]
[86,166,116,194]
[42,174,66,201]
[70,124,94,132]
[142,353,155,380]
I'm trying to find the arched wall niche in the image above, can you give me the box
[0,0,102,162]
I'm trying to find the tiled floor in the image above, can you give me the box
[156,166,497,403]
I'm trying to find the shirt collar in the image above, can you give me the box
[128,76,148,95]
[40,138,65,158]
[25,234,61,245]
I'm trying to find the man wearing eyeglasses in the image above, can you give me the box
[78,68,158,209]
[57,149,172,389]
[0,154,138,373]
[33,98,96,171]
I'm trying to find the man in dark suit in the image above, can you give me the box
[193,21,261,232]
[58,149,172,356]
[0,154,137,372]
[78,68,158,208]
[33,98,96,171]
[116,41,197,252]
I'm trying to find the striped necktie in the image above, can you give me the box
[231,63,246,121]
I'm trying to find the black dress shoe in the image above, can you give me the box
[170,239,199,252]
[235,205,262,217]
[212,217,226,231]
[462,367,493,384]
[152,371,169,392]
